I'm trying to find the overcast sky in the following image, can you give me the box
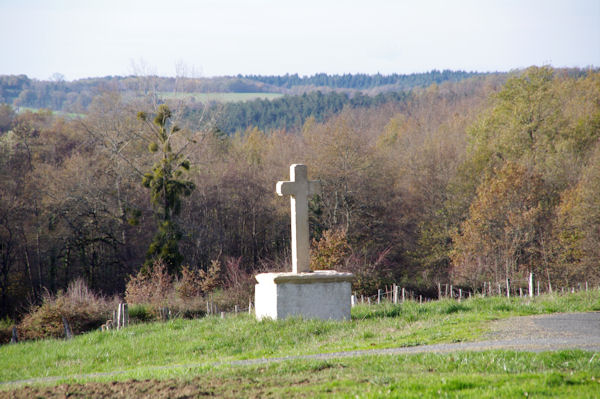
[1,0,599,81]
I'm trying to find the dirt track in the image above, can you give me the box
[2,312,599,398]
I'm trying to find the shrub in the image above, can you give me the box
[0,317,14,344]
[125,259,173,306]
[346,248,394,296]
[125,257,253,318]
[198,259,223,293]
[176,265,203,298]
[311,228,352,270]
[127,304,155,323]
[175,260,222,299]
[18,279,116,340]
[126,259,213,318]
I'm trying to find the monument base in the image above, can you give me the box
[254,270,354,320]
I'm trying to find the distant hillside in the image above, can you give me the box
[0,71,491,114]
[242,70,485,91]
[201,90,412,134]
[0,75,277,112]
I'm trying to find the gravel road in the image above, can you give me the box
[233,311,600,364]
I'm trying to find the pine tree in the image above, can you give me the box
[138,105,195,274]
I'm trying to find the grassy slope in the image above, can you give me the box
[1,291,599,396]
[4,351,599,398]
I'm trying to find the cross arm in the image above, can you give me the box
[276,181,296,196]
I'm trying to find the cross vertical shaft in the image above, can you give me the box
[276,164,321,273]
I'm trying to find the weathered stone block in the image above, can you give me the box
[254,271,354,320]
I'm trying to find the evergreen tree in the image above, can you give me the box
[138,105,195,274]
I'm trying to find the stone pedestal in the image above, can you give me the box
[254,270,354,320]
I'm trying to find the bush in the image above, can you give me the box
[126,259,211,318]
[125,257,253,318]
[0,317,14,344]
[125,259,173,306]
[18,279,116,340]
[346,248,394,295]
[176,265,203,298]
[176,260,222,299]
[311,228,351,270]
[127,304,155,323]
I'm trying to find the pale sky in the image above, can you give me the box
[1,0,599,81]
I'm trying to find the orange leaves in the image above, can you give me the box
[451,162,551,285]
[310,228,351,271]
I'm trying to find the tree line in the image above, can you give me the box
[0,71,492,114]
[242,70,485,90]
[200,90,411,134]
[0,67,598,318]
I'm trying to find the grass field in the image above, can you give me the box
[4,351,599,398]
[1,291,599,397]
[15,106,84,119]
[158,91,284,103]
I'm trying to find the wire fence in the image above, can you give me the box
[349,273,598,307]
[90,273,598,338]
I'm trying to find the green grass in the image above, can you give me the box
[158,91,283,103]
[15,106,84,119]
[1,291,598,393]
[4,351,599,398]
[169,351,600,398]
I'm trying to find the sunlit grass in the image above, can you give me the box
[1,290,598,385]
[5,351,600,398]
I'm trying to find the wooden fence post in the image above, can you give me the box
[393,284,398,304]
[438,283,441,300]
[377,289,382,304]
[402,287,406,303]
[10,327,18,344]
[506,278,510,298]
[117,303,123,329]
[529,272,534,298]
[123,303,129,327]
[62,316,73,340]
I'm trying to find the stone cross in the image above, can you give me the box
[276,164,321,273]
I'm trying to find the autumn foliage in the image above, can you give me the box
[1,67,599,320]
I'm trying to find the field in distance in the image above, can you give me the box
[158,91,284,103]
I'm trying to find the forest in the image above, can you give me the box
[0,70,484,113]
[0,66,599,320]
